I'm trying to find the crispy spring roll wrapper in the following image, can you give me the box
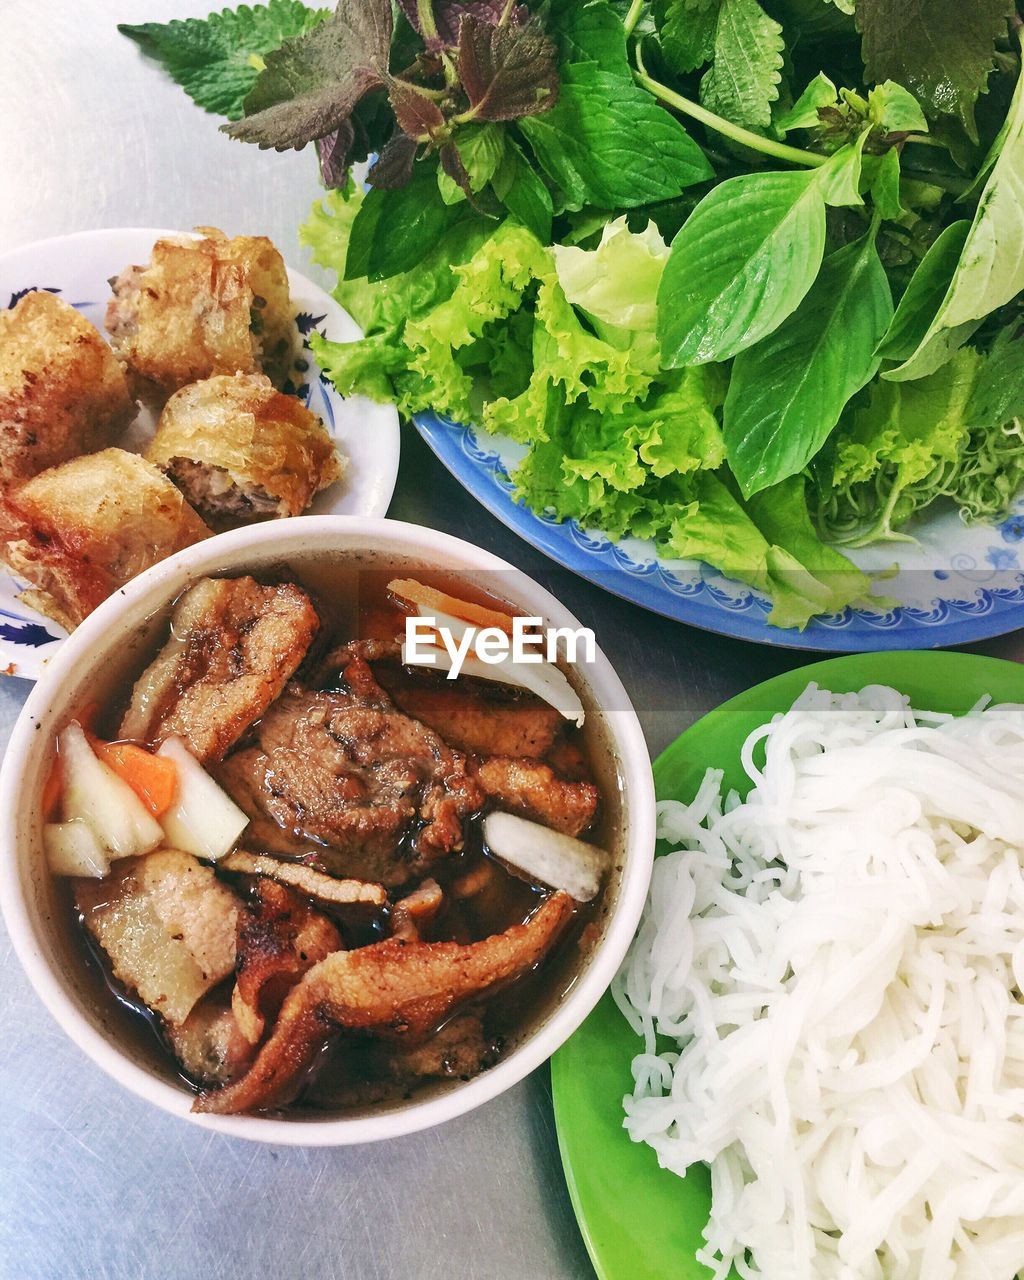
[105,228,299,404]
[0,448,210,629]
[147,373,344,523]
[194,890,575,1115]
[0,290,135,486]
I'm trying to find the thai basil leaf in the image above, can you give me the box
[875,220,971,361]
[813,132,868,206]
[885,67,1024,380]
[868,146,903,220]
[519,63,712,211]
[492,139,553,242]
[657,170,826,366]
[724,233,894,496]
[346,160,465,281]
[776,72,838,131]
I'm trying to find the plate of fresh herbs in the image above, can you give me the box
[124,0,1024,647]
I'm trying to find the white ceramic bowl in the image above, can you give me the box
[0,516,655,1145]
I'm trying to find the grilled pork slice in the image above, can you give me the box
[373,667,564,759]
[213,659,485,886]
[119,576,319,763]
[0,449,209,630]
[147,373,343,524]
[194,890,574,1114]
[232,878,343,1044]
[0,291,135,487]
[105,228,298,404]
[474,757,599,837]
[75,850,241,1027]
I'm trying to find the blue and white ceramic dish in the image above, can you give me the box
[414,411,1024,652]
[0,228,400,680]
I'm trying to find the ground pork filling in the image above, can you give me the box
[168,457,282,521]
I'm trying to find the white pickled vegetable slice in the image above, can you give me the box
[44,821,110,878]
[59,721,163,859]
[482,811,606,902]
[403,606,586,726]
[156,737,248,860]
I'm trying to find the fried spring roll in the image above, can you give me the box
[105,228,299,403]
[147,372,343,523]
[0,291,135,486]
[0,448,210,629]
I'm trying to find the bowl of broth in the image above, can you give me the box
[0,516,655,1144]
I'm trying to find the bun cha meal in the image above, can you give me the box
[0,228,344,630]
[41,569,617,1117]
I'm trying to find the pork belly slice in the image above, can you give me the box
[147,372,343,524]
[194,890,574,1114]
[119,576,319,763]
[0,449,209,630]
[231,877,343,1045]
[474,757,599,838]
[0,291,135,487]
[106,229,298,404]
[75,850,241,1027]
[219,851,386,909]
[213,660,485,886]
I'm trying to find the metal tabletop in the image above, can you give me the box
[2,4,1023,1278]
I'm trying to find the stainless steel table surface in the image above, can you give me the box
[2,4,1024,1278]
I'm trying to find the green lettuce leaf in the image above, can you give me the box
[119,1,329,120]
[817,347,981,542]
[551,217,669,332]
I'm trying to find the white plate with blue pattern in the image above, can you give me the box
[0,228,400,681]
[414,412,1024,652]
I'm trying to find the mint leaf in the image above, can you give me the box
[657,171,826,366]
[552,1,631,75]
[968,326,1024,427]
[458,14,559,121]
[656,0,720,75]
[855,0,1012,140]
[119,1,329,120]
[724,232,894,496]
[519,63,712,211]
[224,0,392,149]
[886,66,1024,380]
[699,0,784,132]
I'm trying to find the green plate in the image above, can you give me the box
[552,650,1024,1280]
